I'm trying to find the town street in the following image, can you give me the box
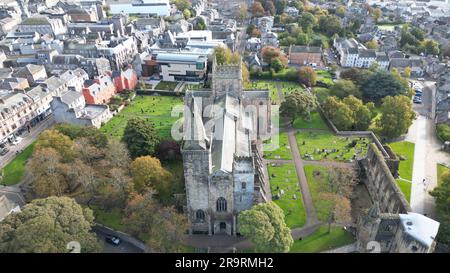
[0,115,55,170]
[407,80,450,218]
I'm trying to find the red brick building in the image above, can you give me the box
[109,69,138,92]
[82,74,117,104]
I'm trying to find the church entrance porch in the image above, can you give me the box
[213,220,232,235]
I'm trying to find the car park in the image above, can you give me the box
[12,137,23,145]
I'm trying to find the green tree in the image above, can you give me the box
[271,58,284,72]
[317,15,342,36]
[183,9,191,19]
[194,16,206,30]
[329,79,362,99]
[430,170,450,245]
[378,96,415,139]
[421,39,440,55]
[298,12,316,33]
[280,91,317,122]
[0,196,101,253]
[360,70,407,103]
[342,96,371,130]
[174,0,191,11]
[335,6,346,17]
[238,202,293,253]
[322,96,353,130]
[365,40,378,49]
[130,156,173,202]
[297,66,317,87]
[122,118,160,158]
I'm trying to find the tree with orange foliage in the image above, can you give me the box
[251,1,265,17]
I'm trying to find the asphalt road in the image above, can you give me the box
[95,229,144,253]
[0,115,55,169]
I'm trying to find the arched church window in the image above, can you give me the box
[196,210,205,222]
[216,197,227,212]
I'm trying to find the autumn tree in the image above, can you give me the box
[130,156,173,203]
[124,192,188,252]
[280,91,317,123]
[122,117,160,158]
[378,95,415,139]
[27,147,71,198]
[297,66,317,87]
[372,8,382,22]
[0,196,101,253]
[238,201,293,253]
[403,67,412,78]
[35,130,75,162]
[365,40,378,50]
[251,1,265,17]
[261,46,288,67]
[317,166,358,233]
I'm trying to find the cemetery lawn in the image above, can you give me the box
[263,132,292,160]
[268,164,307,228]
[389,141,415,181]
[290,226,355,253]
[437,164,450,186]
[280,81,304,97]
[1,142,35,186]
[245,80,279,102]
[155,81,179,91]
[293,112,328,130]
[101,95,183,140]
[304,165,332,221]
[296,131,370,162]
[316,70,334,86]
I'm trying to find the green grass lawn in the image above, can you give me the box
[395,179,411,202]
[1,142,35,186]
[437,164,450,186]
[91,205,126,232]
[293,112,328,130]
[290,226,355,253]
[101,95,183,140]
[316,70,334,86]
[268,164,307,228]
[263,132,292,160]
[280,81,304,97]
[296,131,370,162]
[155,81,179,91]
[245,80,279,102]
[389,141,415,181]
[304,165,332,221]
[389,141,415,202]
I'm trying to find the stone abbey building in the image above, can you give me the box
[182,59,271,235]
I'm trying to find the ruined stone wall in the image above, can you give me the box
[362,144,411,214]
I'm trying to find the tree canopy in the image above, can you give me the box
[122,117,160,158]
[238,201,293,253]
[360,70,408,103]
[0,196,101,253]
[280,91,317,122]
[378,95,415,139]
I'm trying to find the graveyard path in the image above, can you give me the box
[286,125,319,227]
[302,160,357,169]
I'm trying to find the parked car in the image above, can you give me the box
[417,77,425,81]
[413,96,422,104]
[105,235,121,246]
[415,91,422,97]
[12,137,23,145]
[0,147,9,156]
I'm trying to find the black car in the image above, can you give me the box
[0,147,9,156]
[105,235,121,246]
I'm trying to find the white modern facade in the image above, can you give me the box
[109,0,171,17]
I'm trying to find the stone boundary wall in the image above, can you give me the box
[362,143,411,213]
[135,90,184,96]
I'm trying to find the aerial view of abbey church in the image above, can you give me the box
[0,0,450,256]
